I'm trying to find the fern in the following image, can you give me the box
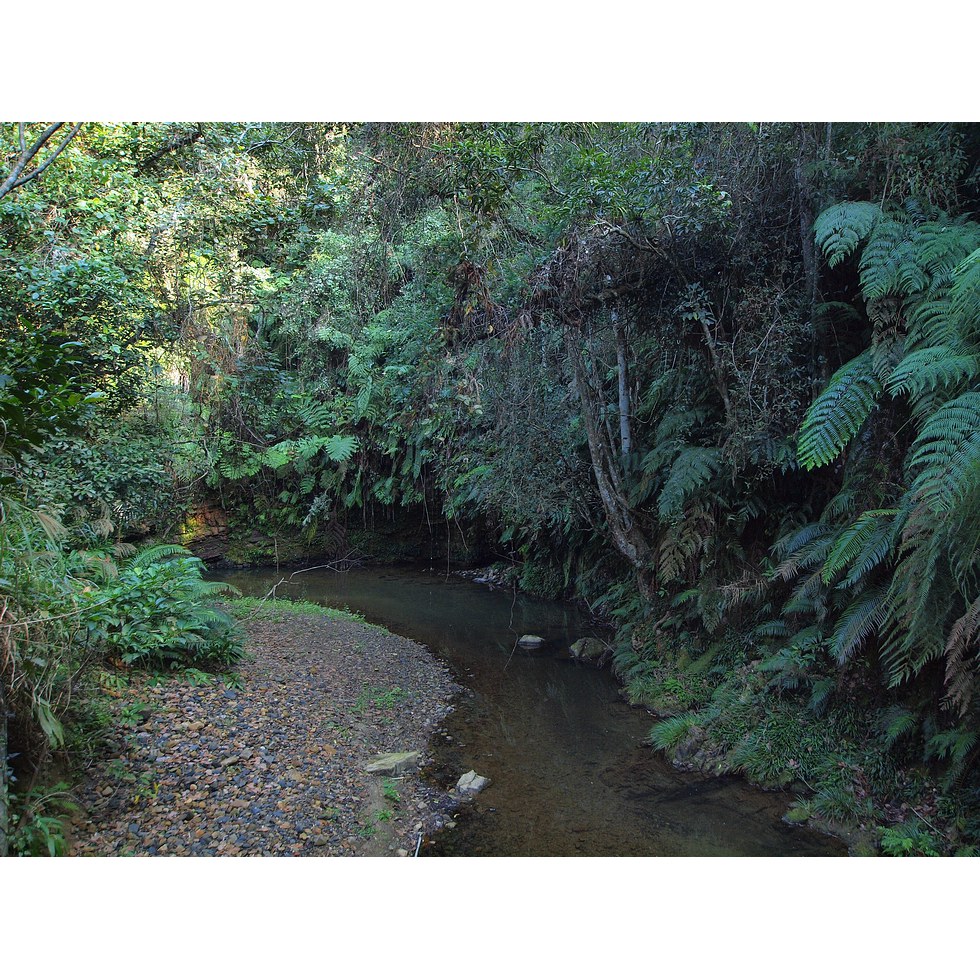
[881,705,917,746]
[813,202,881,268]
[858,217,926,301]
[323,433,359,463]
[943,595,980,716]
[886,345,978,399]
[128,543,191,570]
[828,585,888,664]
[798,351,882,470]
[907,391,980,513]
[821,509,898,587]
[657,447,722,518]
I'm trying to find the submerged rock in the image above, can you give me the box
[456,770,489,795]
[569,637,610,665]
[518,635,546,648]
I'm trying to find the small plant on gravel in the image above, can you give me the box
[98,670,128,694]
[382,778,401,803]
[119,700,152,727]
[374,686,405,712]
[132,771,161,805]
[375,808,393,822]
[220,671,245,690]
[355,684,407,715]
[358,820,376,839]
[182,667,216,686]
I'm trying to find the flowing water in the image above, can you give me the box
[222,565,846,857]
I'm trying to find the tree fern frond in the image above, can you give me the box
[886,346,979,399]
[813,202,881,268]
[828,585,888,664]
[916,220,980,276]
[951,247,980,338]
[859,218,925,301]
[906,296,959,348]
[798,351,882,470]
[128,543,192,569]
[943,595,980,716]
[822,509,899,587]
[658,447,722,518]
[775,521,832,561]
[908,391,980,513]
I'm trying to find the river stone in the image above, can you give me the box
[569,637,609,664]
[518,634,546,648]
[364,751,420,776]
[456,770,489,795]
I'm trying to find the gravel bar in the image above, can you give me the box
[69,607,464,857]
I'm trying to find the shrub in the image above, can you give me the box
[82,545,242,669]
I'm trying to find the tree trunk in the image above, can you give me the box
[563,317,652,576]
[614,317,632,459]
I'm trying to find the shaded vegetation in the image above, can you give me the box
[3,120,980,855]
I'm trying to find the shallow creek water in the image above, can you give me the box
[222,565,846,857]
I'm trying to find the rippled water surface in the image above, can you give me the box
[222,565,846,857]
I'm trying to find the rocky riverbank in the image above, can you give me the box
[69,600,465,856]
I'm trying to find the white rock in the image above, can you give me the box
[456,770,489,795]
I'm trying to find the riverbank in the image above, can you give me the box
[69,598,464,856]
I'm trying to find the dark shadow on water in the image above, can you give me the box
[222,565,847,857]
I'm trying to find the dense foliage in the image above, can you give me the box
[3,120,980,854]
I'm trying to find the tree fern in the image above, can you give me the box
[951,247,980,339]
[657,446,721,518]
[907,391,980,513]
[797,351,882,470]
[828,584,888,664]
[886,346,978,400]
[943,595,980,716]
[858,217,927,301]
[813,201,881,268]
[821,509,898,587]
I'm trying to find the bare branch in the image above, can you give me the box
[0,122,83,200]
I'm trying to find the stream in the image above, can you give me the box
[221,564,847,857]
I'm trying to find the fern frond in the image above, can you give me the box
[813,202,881,268]
[905,296,959,349]
[908,391,980,513]
[798,351,882,470]
[128,543,192,570]
[822,509,899,587]
[658,447,722,518]
[828,585,888,664]
[943,595,980,716]
[859,218,925,300]
[886,346,979,399]
[952,247,980,340]
[881,705,917,746]
[323,434,359,463]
